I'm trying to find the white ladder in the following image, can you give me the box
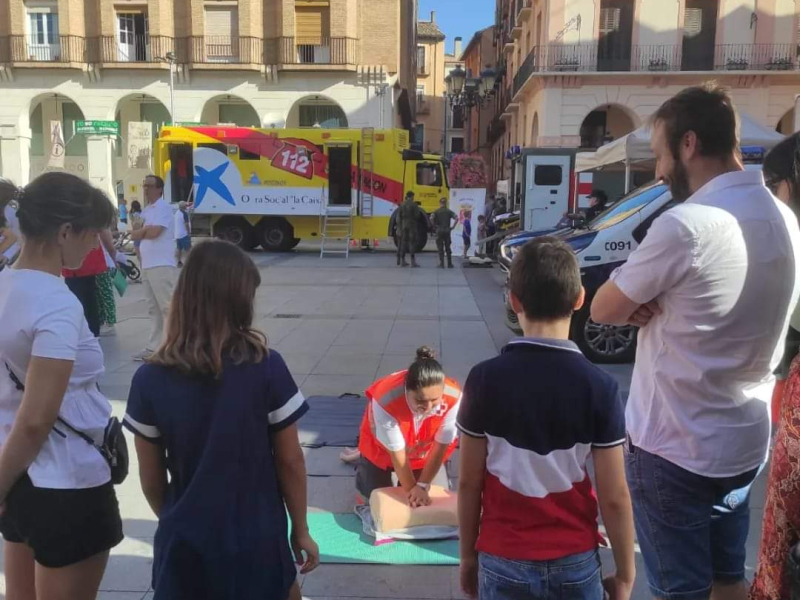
[360,127,375,218]
[319,191,353,259]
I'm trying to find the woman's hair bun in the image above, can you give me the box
[415,346,436,361]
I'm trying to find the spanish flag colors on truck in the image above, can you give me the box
[155,126,449,252]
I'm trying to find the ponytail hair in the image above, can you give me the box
[405,346,445,391]
[15,172,115,240]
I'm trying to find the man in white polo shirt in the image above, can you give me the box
[130,175,177,360]
[592,84,800,600]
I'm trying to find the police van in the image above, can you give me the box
[501,151,765,364]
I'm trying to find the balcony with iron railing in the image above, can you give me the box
[187,36,265,65]
[278,37,359,67]
[512,42,800,96]
[86,35,176,64]
[0,35,86,63]
[0,34,360,69]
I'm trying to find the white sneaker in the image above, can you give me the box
[100,325,116,337]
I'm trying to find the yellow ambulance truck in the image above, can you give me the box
[154,126,449,252]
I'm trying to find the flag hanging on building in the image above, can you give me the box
[127,121,153,170]
[48,120,65,169]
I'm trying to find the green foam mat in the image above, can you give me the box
[306,512,459,565]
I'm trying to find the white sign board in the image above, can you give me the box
[127,122,153,170]
[191,148,323,216]
[449,188,486,258]
[48,121,65,169]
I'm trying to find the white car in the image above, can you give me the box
[503,163,764,363]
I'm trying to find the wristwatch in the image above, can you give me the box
[416,482,430,491]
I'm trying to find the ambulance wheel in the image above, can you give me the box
[216,217,257,251]
[258,218,294,252]
[571,303,637,364]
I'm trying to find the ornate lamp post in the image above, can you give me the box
[445,65,498,154]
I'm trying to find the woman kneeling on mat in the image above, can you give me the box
[355,347,461,507]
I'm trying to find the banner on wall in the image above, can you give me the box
[449,188,486,258]
[47,121,65,169]
[127,121,153,170]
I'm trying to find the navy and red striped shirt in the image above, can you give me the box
[457,337,625,561]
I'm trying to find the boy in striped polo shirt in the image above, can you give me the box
[457,237,635,600]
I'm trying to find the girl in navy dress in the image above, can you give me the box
[123,240,318,600]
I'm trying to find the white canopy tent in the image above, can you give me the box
[575,113,785,191]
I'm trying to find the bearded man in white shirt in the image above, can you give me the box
[592,84,800,600]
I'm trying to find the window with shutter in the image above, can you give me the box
[295,7,329,44]
[205,6,238,60]
[684,7,702,39]
[417,45,426,74]
[681,0,717,70]
[599,7,621,34]
[294,6,330,63]
[597,0,632,71]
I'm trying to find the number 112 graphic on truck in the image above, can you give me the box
[155,126,449,252]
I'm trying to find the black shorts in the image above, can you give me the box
[0,474,123,568]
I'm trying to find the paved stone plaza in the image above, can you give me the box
[0,246,770,599]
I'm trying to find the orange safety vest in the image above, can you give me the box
[358,370,462,471]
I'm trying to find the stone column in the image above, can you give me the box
[0,125,32,186]
[86,134,115,202]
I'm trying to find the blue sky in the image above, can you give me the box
[419,0,495,55]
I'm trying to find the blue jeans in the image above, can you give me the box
[478,550,603,600]
[624,437,761,600]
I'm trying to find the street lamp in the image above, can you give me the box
[445,65,496,110]
[444,65,498,153]
[449,65,467,96]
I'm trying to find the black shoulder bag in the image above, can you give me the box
[5,362,129,485]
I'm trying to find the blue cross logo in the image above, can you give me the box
[194,162,236,208]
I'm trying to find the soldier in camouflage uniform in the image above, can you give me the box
[430,198,457,268]
[396,192,424,268]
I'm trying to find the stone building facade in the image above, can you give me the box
[0,0,417,203]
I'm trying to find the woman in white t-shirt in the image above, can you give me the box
[0,172,122,599]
